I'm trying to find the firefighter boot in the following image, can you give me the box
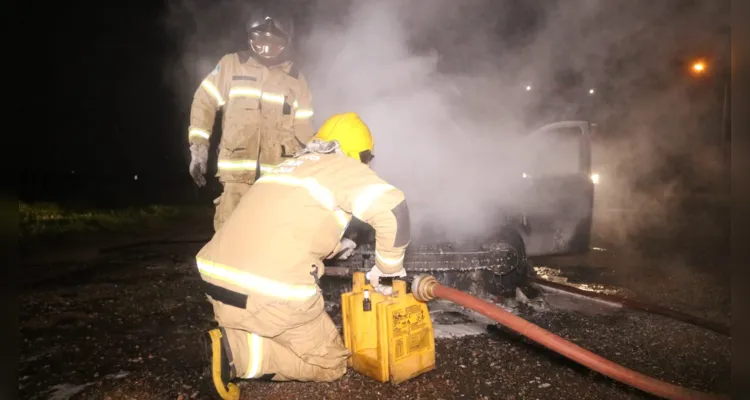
[201,328,240,400]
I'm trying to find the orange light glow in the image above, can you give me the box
[690,60,707,76]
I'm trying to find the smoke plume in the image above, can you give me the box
[163,0,729,248]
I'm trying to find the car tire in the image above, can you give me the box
[482,228,533,295]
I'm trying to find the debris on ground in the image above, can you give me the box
[19,229,730,400]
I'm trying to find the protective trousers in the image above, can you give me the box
[208,291,350,382]
[213,181,252,232]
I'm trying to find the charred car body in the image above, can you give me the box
[325,120,597,296]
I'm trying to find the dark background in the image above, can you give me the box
[24,1,202,208]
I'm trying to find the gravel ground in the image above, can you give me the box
[19,236,730,400]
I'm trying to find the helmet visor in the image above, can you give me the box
[249,31,288,58]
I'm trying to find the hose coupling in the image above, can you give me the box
[411,274,439,302]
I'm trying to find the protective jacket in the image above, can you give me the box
[188,51,315,182]
[196,151,411,299]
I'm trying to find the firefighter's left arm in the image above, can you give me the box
[292,72,315,143]
[336,167,411,274]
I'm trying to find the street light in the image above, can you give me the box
[690,59,707,76]
[686,57,729,187]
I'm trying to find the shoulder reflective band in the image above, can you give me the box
[391,199,411,247]
[196,258,318,300]
[257,175,350,230]
[189,128,210,140]
[245,333,264,379]
[218,159,275,173]
[352,184,397,221]
[201,80,225,107]
[257,175,335,210]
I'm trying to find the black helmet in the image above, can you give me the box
[246,9,294,65]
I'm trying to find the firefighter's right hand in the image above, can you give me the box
[336,238,357,260]
[366,265,407,295]
[189,143,209,187]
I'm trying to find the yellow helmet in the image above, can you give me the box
[312,112,374,163]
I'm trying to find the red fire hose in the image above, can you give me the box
[410,275,728,400]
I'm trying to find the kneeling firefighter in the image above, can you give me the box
[195,112,412,399]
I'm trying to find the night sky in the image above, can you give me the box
[39,2,181,178]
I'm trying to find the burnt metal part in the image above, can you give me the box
[325,243,517,274]
[531,277,731,336]
[323,240,531,296]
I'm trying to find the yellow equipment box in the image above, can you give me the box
[341,272,436,384]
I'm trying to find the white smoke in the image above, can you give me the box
[298,0,540,243]
[294,0,728,245]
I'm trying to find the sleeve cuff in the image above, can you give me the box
[374,248,406,274]
[188,127,211,146]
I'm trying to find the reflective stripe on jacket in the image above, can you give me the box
[187,52,315,181]
[195,152,411,292]
[196,257,318,301]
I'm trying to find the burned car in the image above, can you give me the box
[324,121,596,296]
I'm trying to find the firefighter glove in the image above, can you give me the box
[366,265,407,295]
[336,238,357,260]
[190,143,209,187]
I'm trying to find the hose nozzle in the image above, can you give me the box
[411,274,439,302]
